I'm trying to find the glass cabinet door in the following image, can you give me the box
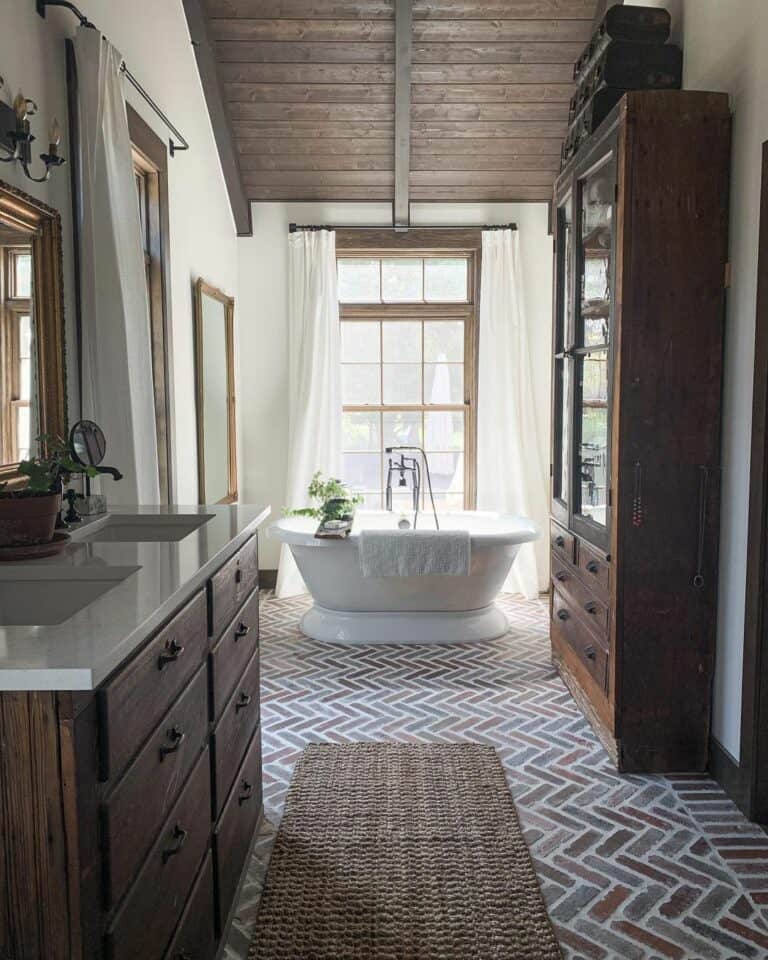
[552,193,574,523]
[573,151,616,548]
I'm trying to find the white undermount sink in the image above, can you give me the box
[0,565,140,626]
[75,513,214,543]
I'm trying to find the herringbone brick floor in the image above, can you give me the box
[225,592,768,960]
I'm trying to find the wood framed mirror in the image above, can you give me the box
[194,278,236,504]
[0,180,67,485]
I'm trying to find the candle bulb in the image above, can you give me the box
[48,118,61,156]
[13,91,27,124]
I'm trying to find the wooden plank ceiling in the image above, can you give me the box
[203,0,598,204]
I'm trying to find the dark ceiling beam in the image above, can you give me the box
[393,0,412,228]
[182,0,253,236]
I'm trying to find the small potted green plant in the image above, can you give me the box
[285,472,362,523]
[0,438,98,547]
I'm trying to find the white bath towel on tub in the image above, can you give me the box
[358,529,471,577]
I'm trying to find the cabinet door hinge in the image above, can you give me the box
[549,463,554,477]
[608,488,613,507]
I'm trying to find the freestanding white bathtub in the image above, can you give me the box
[268,510,539,645]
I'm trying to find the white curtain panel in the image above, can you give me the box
[74,28,160,505]
[276,230,342,598]
[477,229,549,599]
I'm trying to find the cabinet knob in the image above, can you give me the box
[235,567,243,584]
[555,536,565,548]
[159,725,185,759]
[158,637,184,670]
[235,621,250,641]
[557,609,570,622]
[235,691,252,713]
[555,571,568,582]
[584,601,599,615]
[162,823,188,863]
[584,645,597,661]
[586,560,600,575]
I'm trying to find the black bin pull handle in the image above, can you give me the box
[235,621,250,641]
[557,609,570,622]
[586,560,600,575]
[162,823,188,863]
[555,535,565,548]
[584,645,597,662]
[158,637,185,670]
[584,601,599,616]
[159,725,185,760]
[239,779,254,805]
[235,691,252,713]
[555,570,568,582]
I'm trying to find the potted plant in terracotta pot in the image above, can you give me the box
[0,439,97,548]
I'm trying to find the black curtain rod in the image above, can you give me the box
[289,222,517,233]
[36,0,190,156]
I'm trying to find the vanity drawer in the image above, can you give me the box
[213,727,263,936]
[99,590,208,782]
[551,554,610,637]
[209,587,260,721]
[211,648,261,817]
[105,749,211,960]
[551,588,609,693]
[209,535,259,640]
[550,521,575,563]
[163,853,216,960]
[577,539,610,596]
[103,667,209,909]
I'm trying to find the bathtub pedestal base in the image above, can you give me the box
[300,603,509,646]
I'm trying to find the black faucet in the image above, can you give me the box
[93,465,123,481]
[384,446,440,531]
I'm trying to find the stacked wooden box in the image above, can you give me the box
[562,5,682,166]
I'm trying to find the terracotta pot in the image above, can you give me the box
[0,492,61,547]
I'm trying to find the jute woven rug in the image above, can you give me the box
[248,742,562,959]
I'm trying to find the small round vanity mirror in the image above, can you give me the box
[70,419,107,467]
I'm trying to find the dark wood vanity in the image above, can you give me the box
[550,91,732,772]
[0,532,263,960]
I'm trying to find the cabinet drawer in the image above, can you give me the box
[211,649,260,817]
[209,535,259,640]
[577,539,611,595]
[551,554,610,637]
[105,749,211,960]
[550,521,575,562]
[213,727,263,936]
[163,853,216,960]
[209,588,260,721]
[99,590,207,782]
[103,667,209,909]
[552,588,608,693]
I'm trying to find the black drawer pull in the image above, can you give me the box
[235,566,243,584]
[555,535,565,548]
[162,823,187,863]
[159,725,185,759]
[235,621,250,641]
[235,691,252,713]
[584,645,597,661]
[556,609,570,622]
[555,571,568,582]
[586,560,600,575]
[158,637,184,670]
[584,601,599,616]
[239,779,254,805]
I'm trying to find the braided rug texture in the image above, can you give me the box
[248,742,562,959]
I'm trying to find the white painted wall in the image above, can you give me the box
[626,0,768,759]
[0,0,238,504]
[238,201,553,568]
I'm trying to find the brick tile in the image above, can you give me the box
[612,920,685,959]
[589,884,632,922]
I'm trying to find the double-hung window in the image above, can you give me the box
[0,246,33,464]
[338,251,477,511]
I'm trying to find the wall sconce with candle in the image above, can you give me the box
[0,75,65,182]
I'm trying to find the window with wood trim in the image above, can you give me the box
[0,246,33,464]
[338,251,478,511]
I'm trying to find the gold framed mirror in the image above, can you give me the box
[0,180,67,485]
[194,278,236,504]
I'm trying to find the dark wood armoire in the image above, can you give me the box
[549,90,732,772]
